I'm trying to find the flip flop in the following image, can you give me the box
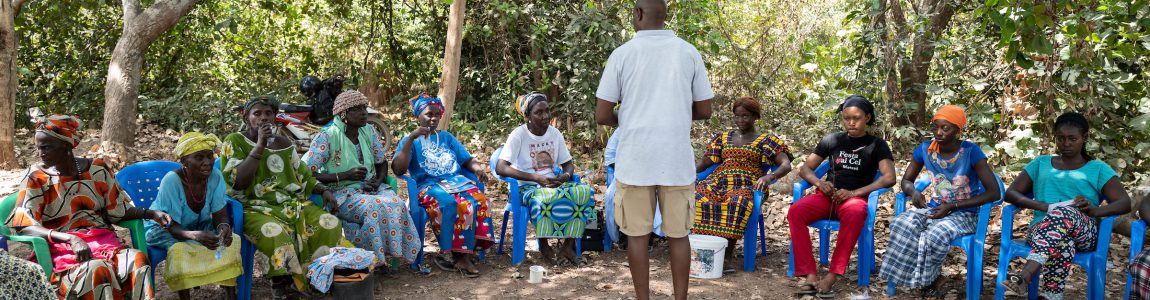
[432,255,457,272]
[815,289,837,299]
[1000,273,1026,297]
[723,265,737,274]
[792,283,817,297]
[459,267,481,278]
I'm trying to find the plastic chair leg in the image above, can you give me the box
[512,207,528,266]
[239,238,256,300]
[818,229,830,266]
[411,211,428,270]
[498,210,510,255]
[967,247,982,300]
[758,215,767,257]
[787,242,795,277]
[887,281,897,296]
[743,215,757,272]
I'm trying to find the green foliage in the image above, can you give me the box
[10,0,1149,184]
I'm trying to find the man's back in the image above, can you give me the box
[596,30,714,186]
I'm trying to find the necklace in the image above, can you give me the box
[178,169,207,208]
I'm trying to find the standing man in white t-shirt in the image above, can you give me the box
[594,1,714,299]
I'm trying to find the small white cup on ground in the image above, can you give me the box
[528,265,546,283]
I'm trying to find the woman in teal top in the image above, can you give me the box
[145,132,241,300]
[998,112,1133,300]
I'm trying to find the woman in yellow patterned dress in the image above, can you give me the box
[692,97,792,273]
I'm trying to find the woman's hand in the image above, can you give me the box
[363,177,382,193]
[322,190,340,215]
[410,126,432,139]
[928,203,954,219]
[1073,195,1097,217]
[147,210,172,227]
[753,175,771,191]
[831,189,855,204]
[256,122,274,146]
[69,236,93,262]
[910,191,928,209]
[216,224,233,247]
[193,231,220,249]
[816,180,835,195]
[342,167,368,182]
[471,162,489,182]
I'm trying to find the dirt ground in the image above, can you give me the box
[1,126,1144,299]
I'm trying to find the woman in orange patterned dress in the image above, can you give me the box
[5,114,171,300]
[692,97,792,273]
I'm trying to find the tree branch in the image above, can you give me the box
[13,0,27,15]
[135,0,196,44]
[888,0,909,38]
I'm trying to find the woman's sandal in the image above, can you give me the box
[921,285,941,300]
[432,255,457,272]
[815,289,837,299]
[792,283,817,297]
[999,273,1027,297]
[458,265,481,278]
[722,263,737,274]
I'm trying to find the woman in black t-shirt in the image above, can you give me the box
[787,95,896,298]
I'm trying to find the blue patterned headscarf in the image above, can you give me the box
[408,93,444,117]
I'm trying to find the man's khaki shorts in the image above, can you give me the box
[613,180,695,238]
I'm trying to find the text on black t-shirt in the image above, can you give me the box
[812,132,893,191]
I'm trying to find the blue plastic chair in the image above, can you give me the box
[885,174,1005,299]
[399,166,490,270]
[1129,219,1146,300]
[121,160,253,300]
[0,235,7,250]
[786,161,890,287]
[696,163,778,272]
[489,146,597,266]
[993,201,1116,300]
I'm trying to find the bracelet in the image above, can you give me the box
[248,153,262,160]
[335,172,340,182]
[47,229,54,243]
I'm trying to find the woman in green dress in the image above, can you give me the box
[219,96,343,299]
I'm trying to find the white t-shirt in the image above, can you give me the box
[499,125,573,185]
[595,29,714,186]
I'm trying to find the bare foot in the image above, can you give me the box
[538,239,557,265]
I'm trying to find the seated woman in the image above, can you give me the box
[391,94,494,278]
[5,114,170,300]
[219,96,343,298]
[879,105,1000,299]
[692,96,791,273]
[787,95,896,298]
[1127,194,1150,299]
[998,112,1133,300]
[495,92,596,266]
[145,132,242,300]
[305,91,421,267]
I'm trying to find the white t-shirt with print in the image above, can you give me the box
[595,29,714,186]
[499,125,573,185]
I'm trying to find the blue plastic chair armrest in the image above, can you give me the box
[696,164,718,182]
[1001,204,1022,246]
[894,180,931,217]
[1094,215,1117,260]
[1134,220,1146,263]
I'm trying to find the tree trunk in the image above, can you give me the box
[436,0,465,131]
[0,0,26,169]
[99,0,197,148]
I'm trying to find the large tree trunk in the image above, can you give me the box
[435,0,465,130]
[99,0,197,149]
[883,0,955,126]
[0,0,26,169]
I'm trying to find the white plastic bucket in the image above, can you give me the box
[688,234,728,279]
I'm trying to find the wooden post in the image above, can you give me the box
[436,0,465,130]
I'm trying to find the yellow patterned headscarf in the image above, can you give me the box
[514,92,547,117]
[173,132,221,158]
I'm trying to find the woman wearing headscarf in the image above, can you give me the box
[145,132,242,300]
[998,112,1133,300]
[392,93,494,278]
[495,92,596,266]
[787,95,896,298]
[305,90,421,267]
[879,105,1000,299]
[693,96,792,274]
[6,114,171,300]
[219,96,342,298]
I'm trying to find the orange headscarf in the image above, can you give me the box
[927,105,966,154]
[35,114,83,148]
